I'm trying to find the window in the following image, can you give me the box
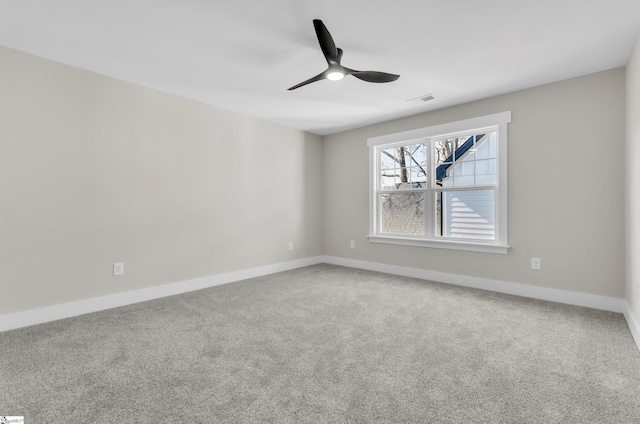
[367,112,510,254]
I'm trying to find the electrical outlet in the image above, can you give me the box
[288,242,294,250]
[113,262,124,276]
[531,258,541,270]
[350,240,355,249]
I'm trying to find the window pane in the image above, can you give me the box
[434,139,455,166]
[438,176,454,187]
[453,161,475,186]
[380,148,398,189]
[406,144,427,168]
[435,139,453,188]
[475,159,496,185]
[392,146,409,188]
[380,192,424,235]
[381,148,396,168]
[437,190,495,240]
[408,166,427,188]
[457,134,477,162]
[476,132,497,159]
[462,149,475,161]
[380,168,402,190]
[380,172,395,189]
[434,191,443,237]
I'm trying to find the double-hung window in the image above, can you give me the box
[367,112,510,254]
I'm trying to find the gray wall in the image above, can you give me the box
[323,68,626,298]
[0,46,324,315]
[626,33,640,323]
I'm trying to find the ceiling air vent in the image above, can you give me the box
[407,94,435,106]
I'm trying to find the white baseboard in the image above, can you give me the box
[3,255,638,353]
[623,304,640,352]
[321,256,626,313]
[0,256,324,333]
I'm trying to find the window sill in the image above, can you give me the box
[367,235,509,254]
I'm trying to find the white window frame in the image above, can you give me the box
[367,111,511,254]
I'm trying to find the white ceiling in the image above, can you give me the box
[1,0,639,135]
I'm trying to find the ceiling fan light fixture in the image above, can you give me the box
[287,20,399,90]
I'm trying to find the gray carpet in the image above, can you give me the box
[1,264,640,423]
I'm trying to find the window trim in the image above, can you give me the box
[367,111,511,254]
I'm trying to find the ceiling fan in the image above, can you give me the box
[288,19,400,91]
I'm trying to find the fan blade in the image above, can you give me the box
[313,19,338,64]
[337,48,344,64]
[346,69,400,83]
[287,71,326,90]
